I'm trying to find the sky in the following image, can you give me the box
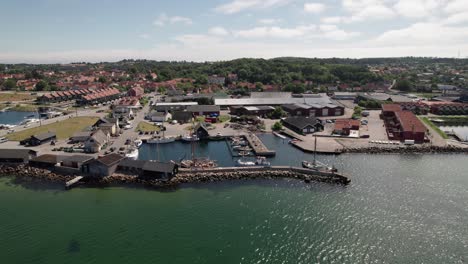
[1,0,468,63]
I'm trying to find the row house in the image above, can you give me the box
[282,103,344,117]
[381,104,427,144]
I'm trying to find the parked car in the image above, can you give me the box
[125,139,131,145]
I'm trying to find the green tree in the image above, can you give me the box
[269,107,287,119]
[3,79,16,90]
[272,121,283,131]
[35,80,49,91]
[98,77,107,83]
[394,79,413,92]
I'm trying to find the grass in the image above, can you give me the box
[0,93,36,102]
[420,117,448,139]
[6,116,99,141]
[135,121,161,132]
[9,104,38,112]
[218,115,231,123]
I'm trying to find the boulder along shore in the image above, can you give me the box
[0,165,349,189]
[341,145,468,154]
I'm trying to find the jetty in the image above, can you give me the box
[65,176,83,189]
[281,129,342,154]
[244,133,276,157]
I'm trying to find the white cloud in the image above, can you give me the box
[304,2,326,13]
[393,0,445,19]
[209,26,229,36]
[233,24,359,40]
[153,13,192,27]
[443,11,468,25]
[444,0,468,14]
[376,22,468,46]
[138,34,150,39]
[342,0,396,22]
[215,0,292,14]
[321,16,344,24]
[258,18,282,25]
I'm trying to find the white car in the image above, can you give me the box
[124,125,132,130]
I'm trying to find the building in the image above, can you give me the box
[116,97,141,109]
[229,106,275,117]
[333,119,360,136]
[98,123,117,136]
[186,105,220,117]
[147,111,171,122]
[155,102,198,112]
[421,101,468,115]
[21,132,57,146]
[282,103,344,117]
[193,123,210,139]
[127,86,144,98]
[332,92,357,100]
[381,104,427,143]
[282,117,324,135]
[0,149,37,164]
[171,111,193,124]
[117,159,178,179]
[29,154,63,169]
[208,75,226,85]
[70,131,93,143]
[84,130,109,153]
[82,153,125,177]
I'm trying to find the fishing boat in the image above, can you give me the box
[181,134,199,142]
[147,136,176,144]
[255,156,270,166]
[302,136,337,173]
[236,159,256,166]
[236,156,270,167]
[125,148,139,160]
[134,139,143,148]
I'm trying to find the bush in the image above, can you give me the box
[272,122,283,131]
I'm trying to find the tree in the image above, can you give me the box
[255,82,264,91]
[35,80,49,91]
[269,107,287,119]
[98,77,107,83]
[3,79,16,90]
[272,121,283,131]
[394,79,413,92]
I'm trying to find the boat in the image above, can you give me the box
[146,136,176,144]
[236,159,256,166]
[134,139,143,148]
[273,131,287,139]
[25,114,35,119]
[237,146,252,152]
[302,136,337,173]
[180,158,217,169]
[181,134,199,142]
[125,148,139,160]
[255,156,270,166]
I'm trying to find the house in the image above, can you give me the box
[333,119,360,136]
[21,132,57,146]
[193,123,210,139]
[186,105,220,117]
[117,158,146,175]
[127,86,144,98]
[84,130,109,153]
[381,105,427,143]
[82,153,125,177]
[61,155,94,169]
[98,123,117,136]
[332,92,357,100]
[147,111,172,122]
[282,117,324,135]
[155,102,198,112]
[282,104,314,117]
[94,118,120,134]
[282,103,344,117]
[171,111,193,124]
[113,106,134,120]
[208,75,226,85]
[229,106,275,117]
[69,131,93,143]
[142,161,178,179]
[0,149,37,164]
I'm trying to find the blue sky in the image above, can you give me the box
[1,0,468,63]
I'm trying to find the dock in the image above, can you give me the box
[65,176,83,189]
[244,133,276,157]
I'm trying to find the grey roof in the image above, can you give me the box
[250,92,292,98]
[30,154,64,164]
[62,155,94,163]
[283,117,322,130]
[0,149,37,160]
[95,153,124,166]
[99,123,115,127]
[71,131,92,138]
[437,84,457,90]
[149,111,167,117]
[89,129,108,145]
[172,111,193,120]
[215,96,332,106]
[119,158,146,169]
[186,105,220,112]
[31,132,56,141]
[142,161,176,173]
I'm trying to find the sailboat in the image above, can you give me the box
[302,136,337,172]
[180,122,217,169]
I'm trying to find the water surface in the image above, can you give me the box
[0,111,37,125]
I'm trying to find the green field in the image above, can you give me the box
[420,117,448,139]
[0,93,36,102]
[135,121,161,132]
[6,116,99,141]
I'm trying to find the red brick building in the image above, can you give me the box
[333,119,360,135]
[127,86,144,98]
[381,104,427,143]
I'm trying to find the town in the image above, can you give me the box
[1,58,468,187]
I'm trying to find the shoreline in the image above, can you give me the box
[341,145,468,154]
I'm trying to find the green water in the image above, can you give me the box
[1,154,468,263]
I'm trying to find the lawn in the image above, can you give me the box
[8,104,39,112]
[0,93,36,102]
[6,116,99,141]
[420,117,448,139]
[135,121,161,132]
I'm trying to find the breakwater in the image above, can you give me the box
[342,145,468,154]
[0,164,350,189]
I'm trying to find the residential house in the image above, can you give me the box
[333,119,360,136]
[193,123,210,139]
[69,131,93,143]
[82,153,125,177]
[84,129,109,153]
[282,117,324,135]
[127,86,144,98]
[147,111,172,122]
[99,123,117,136]
[21,132,56,146]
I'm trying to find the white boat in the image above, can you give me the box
[181,134,199,142]
[302,136,337,173]
[146,136,175,144]
[273,131,286,139]
[134,139,143,148]
[236,159,256,166]
[125,148,139,160]
[255,156,271,166]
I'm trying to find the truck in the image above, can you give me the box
[404,140,415,145]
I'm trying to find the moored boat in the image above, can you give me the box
[125,148,139,160]
[147,136,176,144]
[134,139,143,148]
[181,134,199,142]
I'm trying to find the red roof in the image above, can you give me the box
[382,104,402,112]
[395,111,426,133]
[335,119,360,130]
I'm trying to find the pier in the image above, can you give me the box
[244,133,276,157]
[65,176,83,189]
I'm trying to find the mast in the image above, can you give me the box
[313,135,317,166]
